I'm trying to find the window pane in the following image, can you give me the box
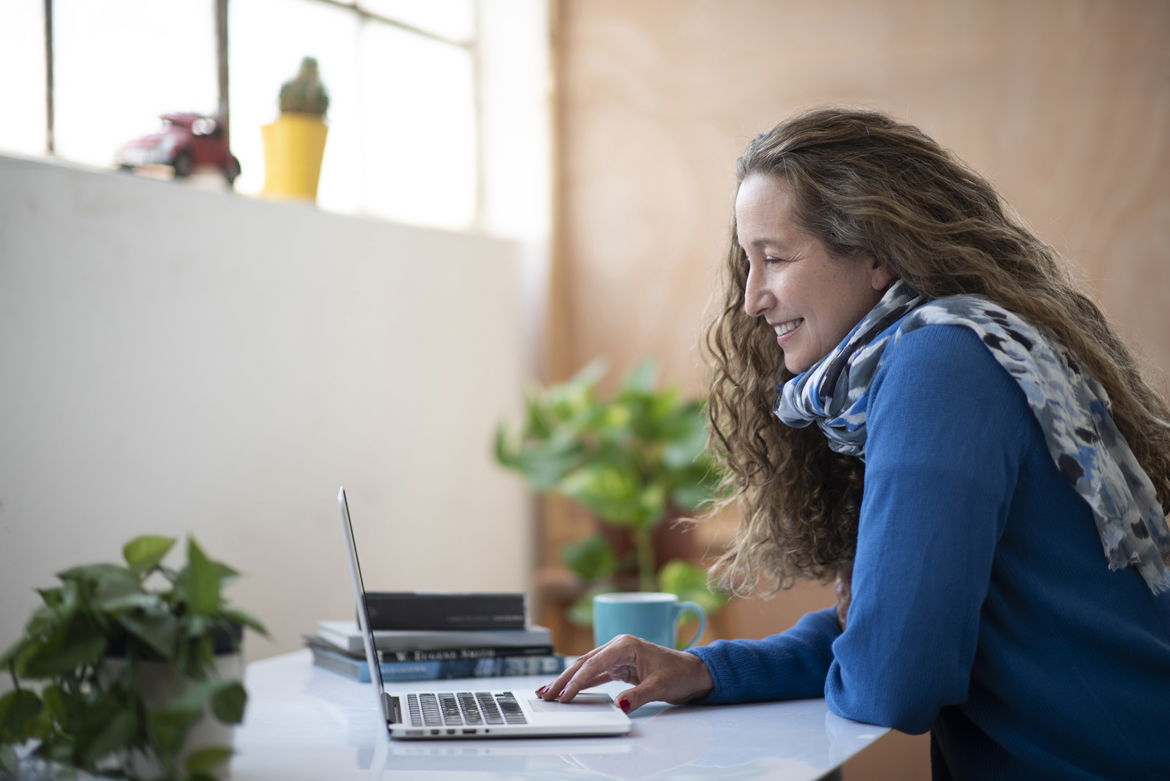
[53,0,216,169]
[359,23,477,229]
[0,0,47,156]
[362,0,474,43]
[229,0,360,211]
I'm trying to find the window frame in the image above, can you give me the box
[32,0,487,229]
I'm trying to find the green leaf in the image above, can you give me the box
[658,559,727,615]
[56,563,142,614]
[214,560,241,584]
[41,737,77,765]
[568,588,612,627]
[117,608,179,659]
[210,682,247,724]
[122,535,177,576]
[635,483,669,530]
[185,746,234,774]
[220,607,269,637]
[149,707,201,759]
[562,534,618,581]
[620,359,658,395]
[522,393,554,439]
[79,708,138,767]
[35,586,65,607]
[0,743,19,774]
[93,572,146,609]
[671,482,713,512]
[185,538,221,615]
[56,562,133,585]
[662,409,711,470]
[165,680,215,715]
[54,563,141,607]
[576,359,609,384]
[508,448,584,491]
[176,634,216,678]
[560,464,649,526]
[18,611,108,678]
[0,635,28,670]
[186,614,210,638]
[100,592,163,614]
[0,689,42,743]
[40,684,69,726]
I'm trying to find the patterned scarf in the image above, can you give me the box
[775,280,1170,594]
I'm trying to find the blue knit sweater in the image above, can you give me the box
[689,325,1170,780]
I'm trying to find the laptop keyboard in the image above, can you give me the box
[406,692,528,727]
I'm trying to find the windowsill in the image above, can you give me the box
[0,149,536,244]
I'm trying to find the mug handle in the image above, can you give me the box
[674,600,707,650]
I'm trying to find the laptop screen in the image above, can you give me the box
[338,487,391,714]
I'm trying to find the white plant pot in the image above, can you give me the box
[100,652,245,780]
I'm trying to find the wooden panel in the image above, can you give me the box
[553,0,1170,397]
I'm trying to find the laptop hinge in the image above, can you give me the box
[387,693,402,724]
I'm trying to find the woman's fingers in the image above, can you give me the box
[537,650,595,700]
[534,634,714,712]
[535,634,639,701]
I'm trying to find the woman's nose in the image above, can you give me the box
[743,267,772,318]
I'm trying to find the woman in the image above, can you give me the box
[538,108,1170,779]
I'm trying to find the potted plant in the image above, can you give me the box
[261,56,330,201]
[495,359,728,627]
[0,535,267,780]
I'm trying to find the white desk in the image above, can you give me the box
[230,650,888,780]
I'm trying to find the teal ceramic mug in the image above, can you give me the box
[592,592,707,650]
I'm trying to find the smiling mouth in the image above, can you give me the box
[773,318,803,338]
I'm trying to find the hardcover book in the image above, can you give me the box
[363,591,527,631]
[308,644,569,683]
[316,620,553,654]
[302,634,555,663]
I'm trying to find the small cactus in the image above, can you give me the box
[279,56,330,117]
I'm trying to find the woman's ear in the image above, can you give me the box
[865,252,894,291]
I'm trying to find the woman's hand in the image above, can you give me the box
[536,634,714,713]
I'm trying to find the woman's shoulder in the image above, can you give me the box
[867,322,1038,473]
[873,322,1028,408]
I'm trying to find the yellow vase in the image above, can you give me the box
[260,114,328,201]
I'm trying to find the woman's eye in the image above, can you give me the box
[763,255,785,265]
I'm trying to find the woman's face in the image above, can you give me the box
[736,173,893,374]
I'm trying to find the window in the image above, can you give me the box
[0,0,548,237]
[53,0,218,167]
[0,1,48,157]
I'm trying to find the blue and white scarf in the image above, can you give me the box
[775,280,1170,594]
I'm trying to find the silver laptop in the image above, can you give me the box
[338,487,631,740]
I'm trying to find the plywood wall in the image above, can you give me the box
[552,0,1169,395]
[550,1,1170,777]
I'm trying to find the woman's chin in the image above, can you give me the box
[783,355,810,374]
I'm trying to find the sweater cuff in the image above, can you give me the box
[685,607,841,705]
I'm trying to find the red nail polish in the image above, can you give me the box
[536,685,547,696]
[618,698,630,713]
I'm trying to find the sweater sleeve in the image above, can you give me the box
[688,607,841,703]
[823,325,1027,733]
[689,326,1027,729]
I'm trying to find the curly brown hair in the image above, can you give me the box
[705,107,1170,596]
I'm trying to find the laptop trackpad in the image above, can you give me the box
[529,692,617,712]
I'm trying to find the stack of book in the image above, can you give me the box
[305,591,567,682]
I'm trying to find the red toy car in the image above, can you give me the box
[116,113,241,185]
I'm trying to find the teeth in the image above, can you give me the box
[775,319,802,336]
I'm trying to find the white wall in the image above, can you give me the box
[0,155,533,662]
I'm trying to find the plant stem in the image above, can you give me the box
[633,527,656,592]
